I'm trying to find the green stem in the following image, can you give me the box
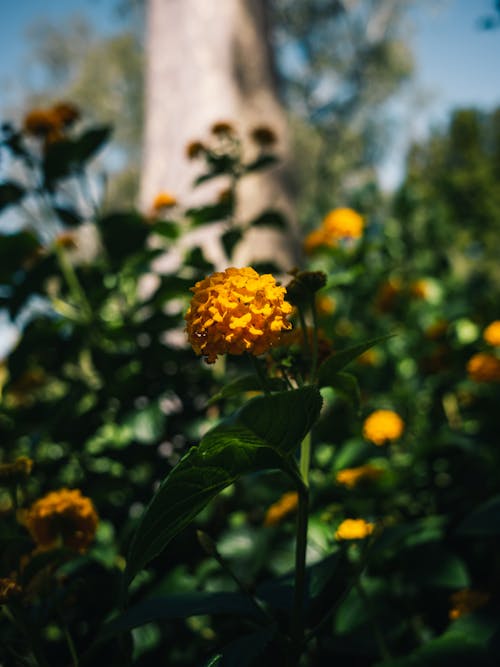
[54,245,92,322]
[62,618,79,667]
[290,482,309,664]
[250,355,271,394]
[297,306,311,357]
[299,431,311,488]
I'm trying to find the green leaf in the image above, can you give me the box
[187,202,232,226]
[456,495,500,537]
[326,372,361,409]
[152,220,179,240]
[75,125,112,162]
[97,212,149,262]
[217,628,275,666]
[0,231,40,283]
[318,334,394,385]
[86,592,259,652]
[42,139,77,188]
[221,228,242,258]
[244,154,279,173]
[0,181,24,211]
[207,374,287,405]
[125,387,322,585]
[249,210,287,230]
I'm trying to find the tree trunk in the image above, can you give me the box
[140,0,299,271]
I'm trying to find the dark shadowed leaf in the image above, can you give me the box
[249,210,287,230]
[0,181,24,211]
[75,125,112,162]
[221,228,242,258]
[125,387,322,585]
[244,154,279,173]
[456,495,500,537]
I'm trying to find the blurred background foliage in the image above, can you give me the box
[1,1,500,666]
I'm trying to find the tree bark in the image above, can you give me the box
[140,0,299,271]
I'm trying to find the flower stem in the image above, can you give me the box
[309,295,320,383]
[290,481,309,664]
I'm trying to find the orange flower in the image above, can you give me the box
[0,456,34,483]
[483,321,500,347]
[250,125,277,146]
[335,518,374,540]
[0,577,21,604]
[467,353,500,382]
[363,410,404,445]
[304,208,364,253]
[24,489,98,553]
[409,279,430,300]
[336,464,383,489]
[264,492,298,526]
[449,589,489,620]
[185,267,292,364]
[152,191,177,211]
[51,102,80,126]
[186,140,206,160]
[211,121,235,136]
[23,109,60,137]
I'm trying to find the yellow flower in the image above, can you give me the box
[0,456,34,483]
[0,577,21,605]
[467,353,500,383]
[336,464,383,489]
[363,410,404,446]
[152,191,177,211]
[23,108,60,137]
[357,348,380,367]
[335,518,374,540]
[483,321,500,347]
[186,140,206,159]
[24,489,98,553]
[51,101,80,127]
[185,267,292,364]
[211,121,235,136]
[250,125,277,146]
[449,589,489,620]
[264,491,298,526]
[322,208,364,241]
[54,232,78,250]
[304,208,364,253]
[409,279,430,300]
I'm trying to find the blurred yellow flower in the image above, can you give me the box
[363,410,404,446]
[24,488,98,553]
[357,348,380,367]
[467,353,500,382]
[483,321,500,347]
[374,278,402,313]
[250,125,277,146]
[51,101,80,127]
[304,208,364,253]
[23,108,60,137]
[336,464,383,489]
[185,267,292,364]
[335,518,374,540]
[55,232,78,250]
[186,140,206,159]
[0,456,34,483]
[449,589,489,620]
[152,191,177,211]
[0,577,21,604]
[264,491,298,526]
[409,279,430,300]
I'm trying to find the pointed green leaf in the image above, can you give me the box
[207,374,287,405]
[244,154,279,173]
[75,125,112,162]
[125,387,322,584]
[221,228,243,258]
[318,334,394,385]
[249,210,287,230]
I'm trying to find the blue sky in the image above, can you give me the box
[0,0,499,188]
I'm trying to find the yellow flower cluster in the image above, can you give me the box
[152,191,177,211]
[264,491,298,526]
[0,577,21,605]
[23,102,80,144]
[185,267,292,364]
[25,488,98,553]
[448,588,489,620]
[304,208,364,253]
[483,321,500,347]
[467,353,500,383]
[363,410,404,446]
[335,518,374,540]
[336,464,383,489]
